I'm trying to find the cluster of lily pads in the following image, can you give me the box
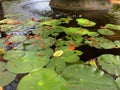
[0,17,120,90]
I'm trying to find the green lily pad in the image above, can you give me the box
[62,64,118,90]
[60,18,72,24]
[65,27,89,36]
[0,39,6,48]
[116,77,120,89]
[0,25,17,32]
[0,62,6,72]
[98,54,120,76]
[114,40,120,48]
[17,68,67,90]
[40,19,62,26]
[98,29,115,35]
[6,50,51,73]
[23,37,55,50]
[76,18,96,27]
[53,46,83,63]
[9,36,26,43]
[46,58,66,73]
[105,24,120,31]
[85,37,115,49]
[3,50,25,61]
[0,62,16,86]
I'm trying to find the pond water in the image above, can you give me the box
[0,0,120,90]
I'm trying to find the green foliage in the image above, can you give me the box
[116,77,120,89]
[1,17,120,89]
[46,58,66,73]
[6,49,52,73]
[85,37,120,49]
[105,24,120,31]
[9,36,26,43]
[98,29,115,36]
[17,68,67,90]
[76,18,96,27]
[62,64,118,90]
[53,46,83,63]
[0,62,16,86]
[98,54,120,76]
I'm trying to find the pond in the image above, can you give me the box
[0,0,120,90]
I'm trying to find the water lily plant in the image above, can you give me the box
[0,17,120,90]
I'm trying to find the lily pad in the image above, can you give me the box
[105,24,120,31]
[53,46,83,63]
[40,19,62,26]
[0,62,6,72]
[76,18,96,27]
[98,29,115,35]
[65,27,89,36]
[98,54,120,76]
[9,36,26,43]
[0,62,16,86]
[116,77,120,89]
[46,58,66,73]
[23,37,55,50]
[6,50,51,73]
[85,37,115,49]
[60,18,72,24]
[62,64,118,90]
[17,68,67,90]
[3,50,25,61]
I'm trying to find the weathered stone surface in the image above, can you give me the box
[50,0,112,11]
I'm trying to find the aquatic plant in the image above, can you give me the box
[0,17,120,90]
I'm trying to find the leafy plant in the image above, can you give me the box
[0,17,120,90]
[97,54,120,76]
[17,68,67,90]
[0,62,16,86]
[62,64,118,90]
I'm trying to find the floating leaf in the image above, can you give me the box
[0,62,16,86]
[3,50,25,61]
[23,37,55,50]
[0,25,17,32]
[85,37,115,49]
[0,62,6,72]
[6,49,51,73]
[62,64,118,90]
[40,19,62,26]
[60,18,72,24]
[98,29,115,35]
[46,58,66,73]
[9,36,26,43]
[53,46,82,63]
[76,18,96,27]
[65,27,89,36]
[98,54,120,76]
[116,77,120,89]
[105,24,120,31]
[17,68,67,90]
